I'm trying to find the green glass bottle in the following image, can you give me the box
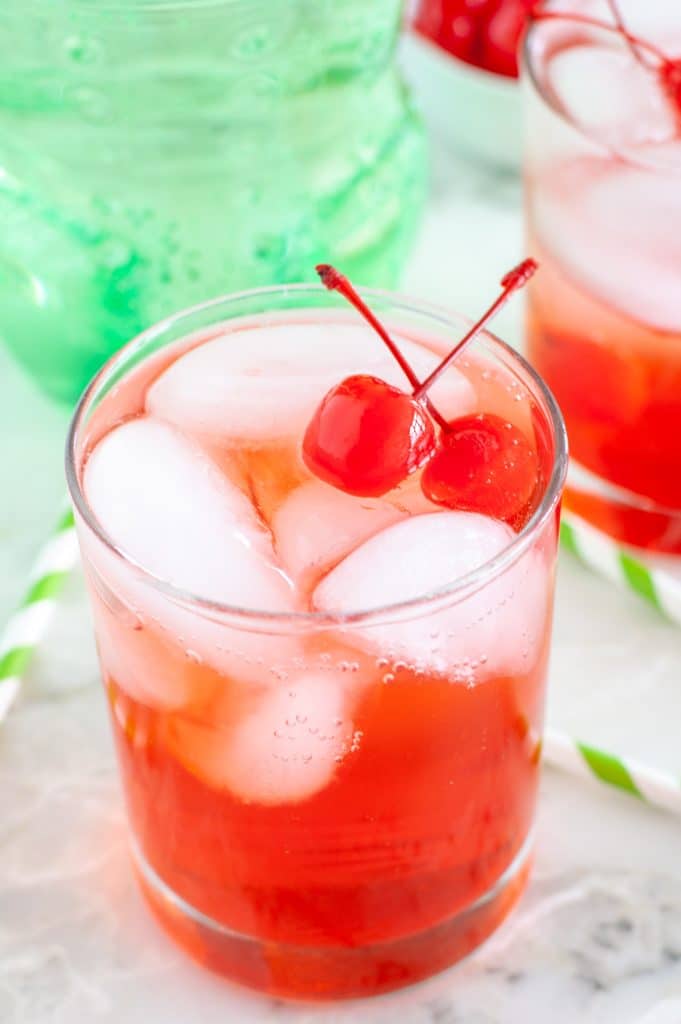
[0,0,426,404]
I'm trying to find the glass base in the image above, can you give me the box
[565,461,681,555]
[132,838,532,1001]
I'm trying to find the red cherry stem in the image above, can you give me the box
[533,9,668,66]
[604,0,653,68]
[316,259,536,431]
[317,265,420,388]
[315,264,450,430]
[412,259,538,403]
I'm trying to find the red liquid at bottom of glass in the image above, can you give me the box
[526,243,681,554]
[108,650,545,999]
[136,845,531,1000]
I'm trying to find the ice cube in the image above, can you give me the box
[597,0,681,55]
[313,512,549,680]
[84,416,293,609]
[85,549,239,714]
[167,671,355,805]
[549,44,676,149]
[92,592,196,712]
[388,472,439,517]
[81,417,301,696]
[534,163,681,334]
[273,480,405,585]
[83,534,306,699]
[146,321,476,444]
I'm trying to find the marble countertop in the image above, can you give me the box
[2,146,681,1024]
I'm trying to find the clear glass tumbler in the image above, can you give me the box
[523,0,681,553]
[66,284,566,999]
[0,1,425,404]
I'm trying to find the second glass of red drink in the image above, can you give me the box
[524,0,681,552]
[67,271,566,999]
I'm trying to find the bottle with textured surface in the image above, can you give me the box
[0,0,426,403]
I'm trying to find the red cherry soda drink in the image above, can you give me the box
[524,1,681,552]
[67,283,566,999]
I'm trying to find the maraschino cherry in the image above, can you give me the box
[302,265,440,498]
[413,0,537,79]
[303,372,436,498]
[421,413,539,527]
[303,259,537,520]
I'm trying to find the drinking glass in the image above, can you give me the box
[66,283,567,999]
[523,1,681,552]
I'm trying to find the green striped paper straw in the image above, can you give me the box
[544,729,681,816]
[0,508,79,722]
[554,513,681,811]
[561,512,681,626]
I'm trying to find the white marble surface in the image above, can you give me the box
[2,143,681,1023]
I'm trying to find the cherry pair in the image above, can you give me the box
[302,260,538,528]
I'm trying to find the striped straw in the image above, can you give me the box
[561,513,681,626]
[0,508,79,722]
[544,728,681,816]
[551,513,681,813]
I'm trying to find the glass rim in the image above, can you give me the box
[65,282,568,629]
[523,8,681,175]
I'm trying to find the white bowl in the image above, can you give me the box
[401,29,522,173]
